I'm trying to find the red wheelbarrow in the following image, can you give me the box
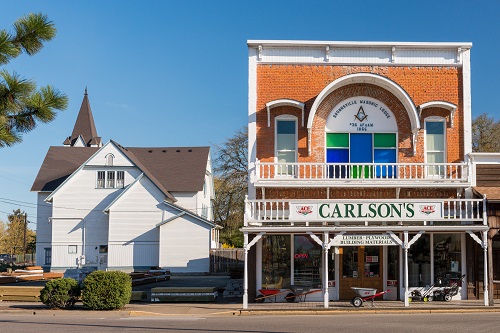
[350,287,390,307]
[255,288,295,303]
[286,285,322,303]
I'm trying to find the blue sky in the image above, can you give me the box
[1,0,499,228]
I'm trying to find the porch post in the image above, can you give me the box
[323,232,329,308]
[243,232,249,309]
[404,231,409,307]
[483,230,489,306]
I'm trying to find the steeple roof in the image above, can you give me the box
[64,88,101,147]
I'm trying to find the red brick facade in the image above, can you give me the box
[255,65,463,201]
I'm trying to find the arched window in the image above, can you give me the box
[105,154,114,166]
[325,97,398,178]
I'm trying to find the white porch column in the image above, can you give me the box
[404,231,409,307]
[323,232,329,308]
[243,232,249,309]
[483,230,489,306]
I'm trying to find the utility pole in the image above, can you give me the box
[23,212,27,262]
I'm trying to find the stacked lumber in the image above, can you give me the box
[0,266,63,284]
[0,286,43,301]
[151,286,218,302]
[130,268,170,286]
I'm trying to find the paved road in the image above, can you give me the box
[1,312,500,333]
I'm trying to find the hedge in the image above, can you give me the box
[81,270,132,310]
[40,278,81,309]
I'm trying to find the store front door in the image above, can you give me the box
[339,246,383,300]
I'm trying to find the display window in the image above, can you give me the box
[408,234,431,287]
[293,235,322,287]
[434,234,461,283]
[261,235,290,289]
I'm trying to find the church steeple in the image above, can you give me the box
[63,88,102,147]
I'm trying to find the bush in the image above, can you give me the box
[40,278,81,309]
[82,271,132,310]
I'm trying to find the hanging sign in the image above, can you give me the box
[325,96,397,133]
[330,234,398,246]
[289,202,443,221]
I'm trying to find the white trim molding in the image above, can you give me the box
[419,101,457,127]
[266,99,305,127]
[248,40,472,66]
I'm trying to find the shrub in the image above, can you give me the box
[82,271,132,310]
[40,278,81,309]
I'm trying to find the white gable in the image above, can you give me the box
[73,135,86,147]
[86,141,134,167]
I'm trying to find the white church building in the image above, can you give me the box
[32,90,219,273]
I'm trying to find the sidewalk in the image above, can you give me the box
[2,299,500,317]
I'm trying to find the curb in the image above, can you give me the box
[239,307,500,316]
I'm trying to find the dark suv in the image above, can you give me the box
[0,254,13,264]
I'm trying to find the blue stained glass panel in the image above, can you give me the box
[374,149,397,178]
[350,134,372,163]
[326,149,348,178]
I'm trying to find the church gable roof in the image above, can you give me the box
[31,146,99,192]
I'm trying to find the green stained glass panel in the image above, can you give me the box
[374,133,396,148]
[326,133,349,148]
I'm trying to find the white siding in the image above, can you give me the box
[35,193,52,243]
[159,215,211,273]
[171,192,197,213]
[52,218,84,243]
[107,176,163,270]
[50,244,80,269]
[49,163,142,269]
[108,176,164,242]
[108,242,159,271]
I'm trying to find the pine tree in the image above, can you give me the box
[0,12,68,147]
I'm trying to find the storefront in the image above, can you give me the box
[244,40,490,308]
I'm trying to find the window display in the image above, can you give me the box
[261,235,290,289]
[294,235,321,287]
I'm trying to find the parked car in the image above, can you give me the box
[0,254,13,264]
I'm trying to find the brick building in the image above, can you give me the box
[243,40,491,308]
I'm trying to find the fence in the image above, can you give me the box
[14,254,35,265]
[210,248,244,276]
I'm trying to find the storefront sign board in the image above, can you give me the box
[290,202,443,221]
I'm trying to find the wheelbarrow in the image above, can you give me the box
[350,287,391,307]
[255,289,293,303]
[286,285,322,303]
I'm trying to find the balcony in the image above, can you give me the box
[253,161,470,188]
[244,198,485,228]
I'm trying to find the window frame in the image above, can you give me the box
[105,153,115,166]
[44,247,52,265]
[424,117,447,177]
[68,245,77,254]
[274,115,298,176]
[96,170,125,189]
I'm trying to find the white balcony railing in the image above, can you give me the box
[254,161,470,187]
[245,198,485,227]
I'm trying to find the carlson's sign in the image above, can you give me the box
[289,202,443,220]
